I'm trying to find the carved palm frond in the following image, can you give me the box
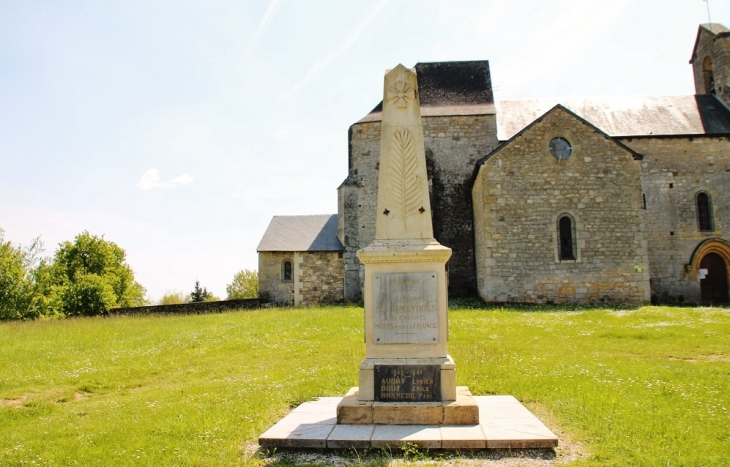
[387,128,422,225]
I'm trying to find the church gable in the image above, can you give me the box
[472,106,650,304]
[690,24,730,105]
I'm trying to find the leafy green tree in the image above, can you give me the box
[226,269,258,299]
[0,232,31,320]
[0,230,46,320]
[50,231,147,315]
[61,274,118,316]
[159,291,188,305]
[190,280,218,302]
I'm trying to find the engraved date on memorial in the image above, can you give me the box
[375,365,441,402]
[372,272,439,345]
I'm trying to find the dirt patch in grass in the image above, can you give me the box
[2,397,26,408]
[667,354,730,363]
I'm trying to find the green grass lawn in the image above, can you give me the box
[1,303,729,466]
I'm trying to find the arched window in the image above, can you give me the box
[558,215,576,260]
[696,192,715,232]
[281,260,292,282]
[703,56,715,95]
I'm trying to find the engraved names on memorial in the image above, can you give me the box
[372,272,439,345]
[374,365,441,402]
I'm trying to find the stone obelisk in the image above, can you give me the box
[337,64,478,425]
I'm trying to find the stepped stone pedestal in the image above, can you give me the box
[338,386,479,425]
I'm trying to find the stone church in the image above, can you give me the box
[259,24,730,306]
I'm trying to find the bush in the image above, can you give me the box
[0,230,45,320]
[159,291,188,305]
[53,231,147,308]
[226,269,258,299]
[0,229,147,320]
[61,274,118,317]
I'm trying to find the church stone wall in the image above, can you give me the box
[620,136,730,303]
[472,108,650,304]
[339,114,498,300]
[692,27,730,105]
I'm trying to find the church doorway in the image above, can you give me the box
[700,253,729,304]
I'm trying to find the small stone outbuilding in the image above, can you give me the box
[257,214,345,306]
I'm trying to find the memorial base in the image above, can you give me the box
[259,394,559,449]
[337,386,479,425]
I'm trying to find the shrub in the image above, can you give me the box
[159,291,188,305]
[226,269,258,299]
[61,274,118,317]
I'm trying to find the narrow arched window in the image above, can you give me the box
[558,215,576,260]
[703,56,715,95]
[281,260,292,282]
[696,192,714,232]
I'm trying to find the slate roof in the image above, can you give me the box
[495,95,730,141]
[357,61,496,123]
[476,104,643,173]
[257,214,343,252]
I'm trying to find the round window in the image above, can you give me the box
[549,137,572,160]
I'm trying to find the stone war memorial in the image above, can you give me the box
[259,65,558,450]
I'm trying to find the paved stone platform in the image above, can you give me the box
[259,395,558,450]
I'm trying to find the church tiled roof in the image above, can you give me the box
[257,214,343,252]
[495,95,730,141]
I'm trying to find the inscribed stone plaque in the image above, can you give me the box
[375,365,441,402]
[372,272,439,345]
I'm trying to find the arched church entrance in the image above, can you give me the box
[700,253,729,304]
[688,239,730,305]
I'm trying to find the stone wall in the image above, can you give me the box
[112,298,265,315]
[339,114,498,300]
[472,107,650,304]
[298,251,345,304]
[258,251,295,304]
[619,135,730,303]
[691,27,730,105]
[259,251,344,305]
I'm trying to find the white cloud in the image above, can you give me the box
[138,168,194,191]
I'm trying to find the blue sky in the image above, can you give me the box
[1,0,728,300]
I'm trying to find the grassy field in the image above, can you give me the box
[1,303,729,466]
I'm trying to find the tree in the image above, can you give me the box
[159,290,188,305]
[190,280,218,302]
[50,231,147,315]
[61,273,118,317]
[226,269,258,299]
[0,229,46,320]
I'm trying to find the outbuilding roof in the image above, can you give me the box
[495,95,730,141]
[257,214,343,252]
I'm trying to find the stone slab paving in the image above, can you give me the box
[259,395,558,449]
